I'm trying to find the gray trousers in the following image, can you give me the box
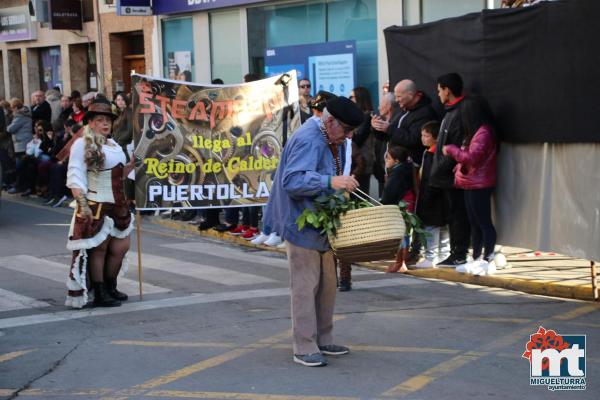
[287,241,337,355]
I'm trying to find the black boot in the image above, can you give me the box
[93,282,121,307]
[338,279,352,292]
[338,262,352,291]
[105,278,128,301]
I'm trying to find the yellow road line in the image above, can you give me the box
[111,340,235,348]
[16,388,113,396]
[110,340,460,356]
[381,351,486,397]
[270,343,460,355]
[378,305,599,399]
[348,345,460,354]
[131,327,298,391]
[570,321,600,328]
[0,349,35,363]
[553,304,599,320]
[145,390,359,400]
[385,313,530,324]
[133,348,255,390]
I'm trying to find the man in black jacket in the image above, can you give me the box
[31,90,52,124]
[389,80,438,166]
[429,73,470,266]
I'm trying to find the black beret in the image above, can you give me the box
[325,96,364,127]
[309,90,337,112]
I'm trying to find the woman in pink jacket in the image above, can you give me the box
[443,96,497,275]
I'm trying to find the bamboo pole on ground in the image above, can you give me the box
[136,209,143,300]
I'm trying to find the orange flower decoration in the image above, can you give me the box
[522,326,570,371]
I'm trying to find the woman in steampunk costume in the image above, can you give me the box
[65,98,134,308]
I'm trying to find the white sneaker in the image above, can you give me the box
[251,233,269,245]
[455,261,473,273]
[52,195,69,208]
[470,260,489,276]
[276,242,286,249]
[493,253,508,269]
[414,259,434,269]
[484,260,497,275]
[264,232,283,247]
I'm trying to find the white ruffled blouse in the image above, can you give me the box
[67,137,127,194]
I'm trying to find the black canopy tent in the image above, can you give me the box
[384,0,600,143]
[384,0,600,300]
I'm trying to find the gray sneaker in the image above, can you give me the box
[293,353,328,367]
[318,344,349,355]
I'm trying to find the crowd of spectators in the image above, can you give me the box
[0,88,133,208]
[1,73,500,286]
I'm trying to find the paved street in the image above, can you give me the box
[0,198,598,400]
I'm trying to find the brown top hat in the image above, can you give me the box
[83,98,118,124]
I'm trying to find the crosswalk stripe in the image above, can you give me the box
[0,255,169,296]
[0,278,419,329]
[137,253,276,286]
[0,288,49,312]
[160,242,380,276]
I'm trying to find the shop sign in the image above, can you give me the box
[117,0,152,16]
[0,6,37,42]
[49,0,82,30]
[153,0,268,15]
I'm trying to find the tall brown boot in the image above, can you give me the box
[386,248,408,273]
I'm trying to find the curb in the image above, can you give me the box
[397,268,595,302]
[151,217,287,255]
[152,218,595,302]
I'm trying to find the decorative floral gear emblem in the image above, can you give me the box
[522,326,570,371]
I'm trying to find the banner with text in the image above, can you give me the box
[132,72,300,210]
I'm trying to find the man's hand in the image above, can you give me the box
[331,175,360,192]
[371,115,390,132]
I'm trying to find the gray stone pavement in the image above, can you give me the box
[0,196,598,399]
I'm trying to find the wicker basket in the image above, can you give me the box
[330,205,405,263]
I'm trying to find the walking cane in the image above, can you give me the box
[136,209,143,300]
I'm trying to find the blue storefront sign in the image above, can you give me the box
[264,41,357,98]
[0,6,37,42]
[153,0,268,15]
[117,0,152,16]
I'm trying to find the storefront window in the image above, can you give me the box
[210,10,243,84]
[162,17,195,81]
[327,0,377,103]
[247,0,378,103]
[423,0,486,23]
[39,46,61,92]
[404,0,489,25]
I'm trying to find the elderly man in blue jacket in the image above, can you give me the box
[268,96,364,367]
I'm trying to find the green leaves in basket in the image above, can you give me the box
[296,190,371,238]
[397,200,430,246]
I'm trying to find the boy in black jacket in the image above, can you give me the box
[415,121,450,268]
[429,73,470,266]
